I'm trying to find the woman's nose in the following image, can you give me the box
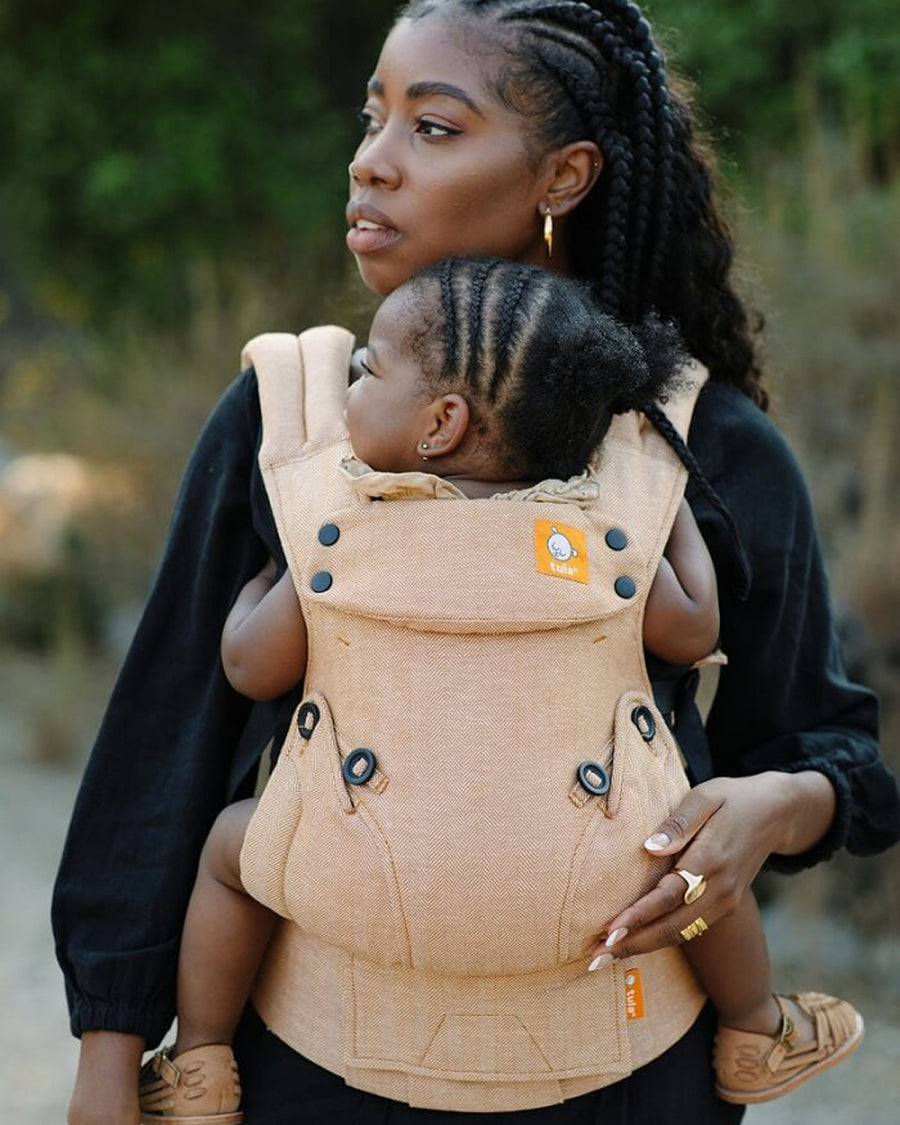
[350,132,402,190]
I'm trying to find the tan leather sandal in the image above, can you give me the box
[713,991,864,1105]
[139,1043,243,1124]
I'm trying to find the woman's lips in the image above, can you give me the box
[346,220,402,254]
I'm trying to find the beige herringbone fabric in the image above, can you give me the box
[238,326,708,1111]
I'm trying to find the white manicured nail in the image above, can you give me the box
[606,927,628,948]
[588,952,614,971]
[643,833,671,851]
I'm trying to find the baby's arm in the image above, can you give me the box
[643,498,720,665]
[221,560,308,701]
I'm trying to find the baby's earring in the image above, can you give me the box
[542,205,553,259]
[420,441,430,461]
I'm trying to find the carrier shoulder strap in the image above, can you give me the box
[241,326,356,470]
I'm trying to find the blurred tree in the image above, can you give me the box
[0,0,395,324]
[0,0,896,327]
[651,0,900,173]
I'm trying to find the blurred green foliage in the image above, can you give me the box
[652,0,900,167]
[0,0,897,326]
[0,0,395,323]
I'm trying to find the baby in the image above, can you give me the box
[138,257,862,1124]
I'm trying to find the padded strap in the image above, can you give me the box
[242,325,355,469]
[300,326,356,449]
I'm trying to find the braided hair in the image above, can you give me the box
[399,255,686,482]
[396,0,766,411]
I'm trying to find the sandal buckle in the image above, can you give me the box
[153,1050,182,1088]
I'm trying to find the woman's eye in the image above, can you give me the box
[416,118,461,138]
[356,108,380,135]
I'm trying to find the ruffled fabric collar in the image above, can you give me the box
[339,455,602,507]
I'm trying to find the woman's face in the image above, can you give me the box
[347,13,550,295]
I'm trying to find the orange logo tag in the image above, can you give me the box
[624,967,644,1021]
[534,520,588,584]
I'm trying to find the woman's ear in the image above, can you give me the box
[542,141,603,218]
[419,394,470,459]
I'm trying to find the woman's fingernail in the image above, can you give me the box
[644,833,671,851]
[588,952,614,972]
[605,927,629,948]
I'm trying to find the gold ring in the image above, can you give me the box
[674,868,707,905]
[680,916,709,942]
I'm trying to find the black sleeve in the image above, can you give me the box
[51,370,274,1045]
[687,383,900,873]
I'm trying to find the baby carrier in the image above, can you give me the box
[239,326,707,1112]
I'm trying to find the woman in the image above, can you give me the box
[56,2,900,1123]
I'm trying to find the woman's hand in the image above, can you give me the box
[67,1031,144,1125]
[587,769,836,968]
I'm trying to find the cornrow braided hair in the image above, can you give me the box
[399,254,750,596]
[398,0,767,412]
[400,256,687,485]
[465,257,503,386]
[439,257,458,375]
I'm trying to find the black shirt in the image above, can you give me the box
[51,369,900,1048]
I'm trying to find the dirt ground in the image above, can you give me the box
[2,743,898,1124]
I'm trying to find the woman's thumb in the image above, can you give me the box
[643,789,720,855]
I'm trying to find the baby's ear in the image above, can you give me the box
[430,393,471,457]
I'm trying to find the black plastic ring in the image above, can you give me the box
[577,760,611,796]
[296,701,320,740]
[631,705,656,742]
[343,748,376,787]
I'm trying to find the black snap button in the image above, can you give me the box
[343,748,377,786]
[310,571,333,593]
[577,760,611,796]
[296,701,320,739]
[615,576,636,599]
[318,523,340,546]
[605,528,628,551]
[631,705,656,742]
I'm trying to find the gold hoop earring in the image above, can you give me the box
[543,208,554,259]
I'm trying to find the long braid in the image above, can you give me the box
[501,1,676,313]
[642,402,750,599]
[529,46,634,313]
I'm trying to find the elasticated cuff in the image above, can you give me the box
[70,994,174,1049]
[763,757,853,875]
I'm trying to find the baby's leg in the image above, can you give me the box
[687,889,864,1104]
[682,887,781,1035]
[683,888,825,1050]
[173,798,277,1055]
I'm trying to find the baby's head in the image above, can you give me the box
[346,256,685,482]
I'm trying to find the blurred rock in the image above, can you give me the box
[0,452,132,574]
